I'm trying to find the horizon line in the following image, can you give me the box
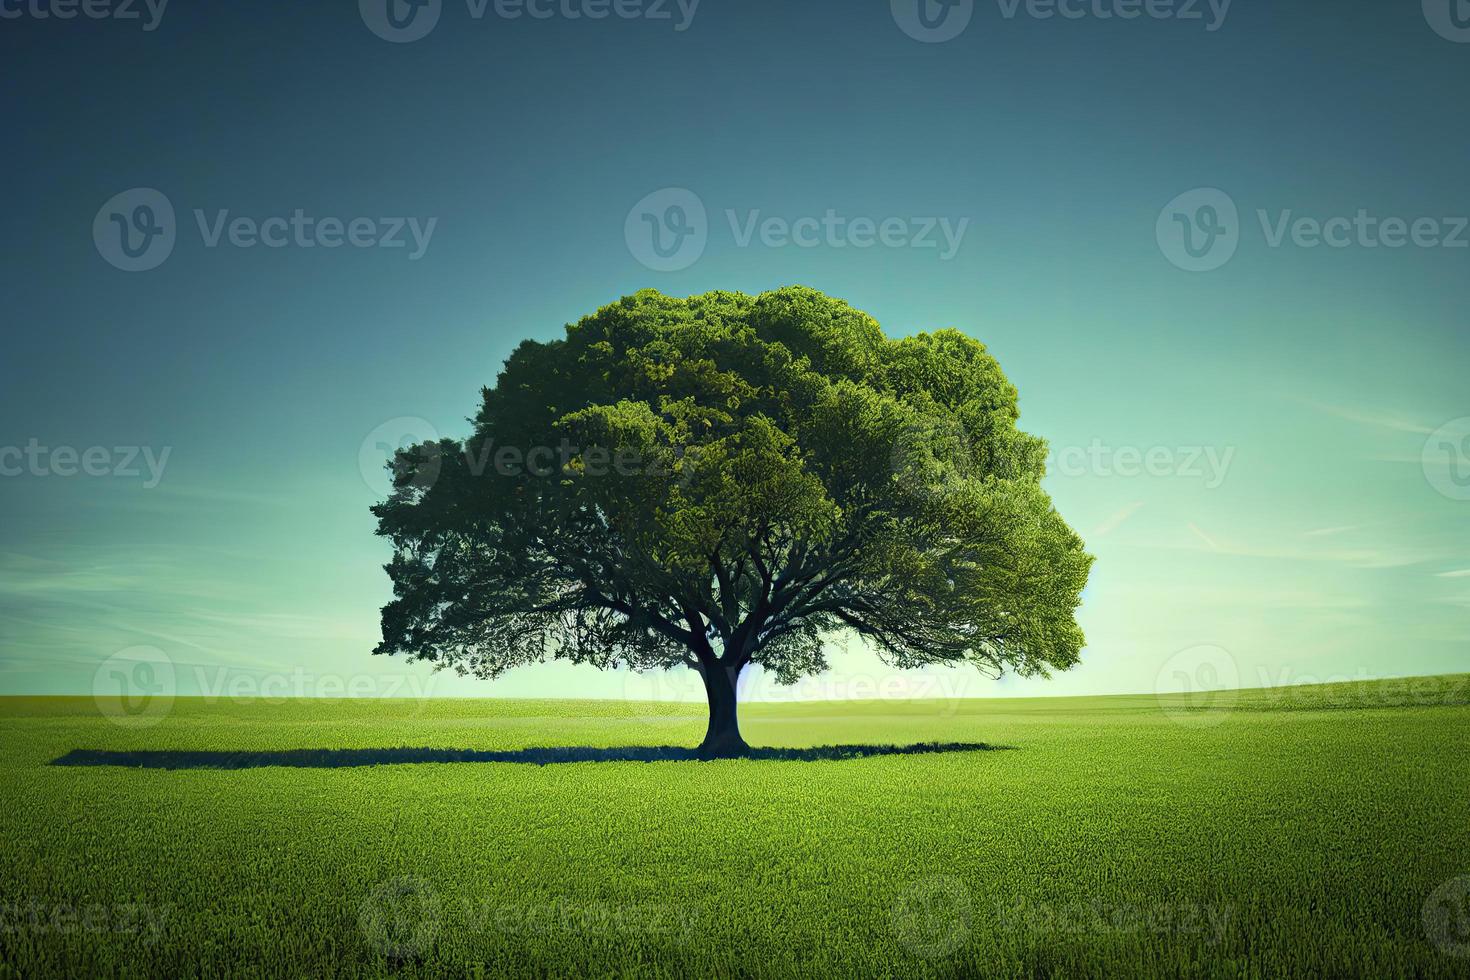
[5,671,1466,705]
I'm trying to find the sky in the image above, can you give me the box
[1,0,1467,705]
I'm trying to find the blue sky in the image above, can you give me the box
[2,0,1467,701]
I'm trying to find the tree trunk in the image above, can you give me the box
[697,661,749,759]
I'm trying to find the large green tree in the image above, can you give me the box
[372,287,1092,757]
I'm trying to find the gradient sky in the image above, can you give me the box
[2,0,1467,703]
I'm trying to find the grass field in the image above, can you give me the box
[2,675,1469,978]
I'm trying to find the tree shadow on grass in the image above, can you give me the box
[50,741,1009,770]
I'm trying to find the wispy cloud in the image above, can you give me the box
[1187,522,1220,551]
[0,546,369,679]
[1143,525,1445,570]
[1303,525,1361,538]
[1302,400,1435,435]
[1093,501,1144,537]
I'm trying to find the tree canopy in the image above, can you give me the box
[372,287,1092,756]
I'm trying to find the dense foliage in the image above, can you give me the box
[372,287,1092,752]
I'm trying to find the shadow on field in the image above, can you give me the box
[49,742,1008,770]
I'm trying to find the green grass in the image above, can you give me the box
[2,675,1469,978]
